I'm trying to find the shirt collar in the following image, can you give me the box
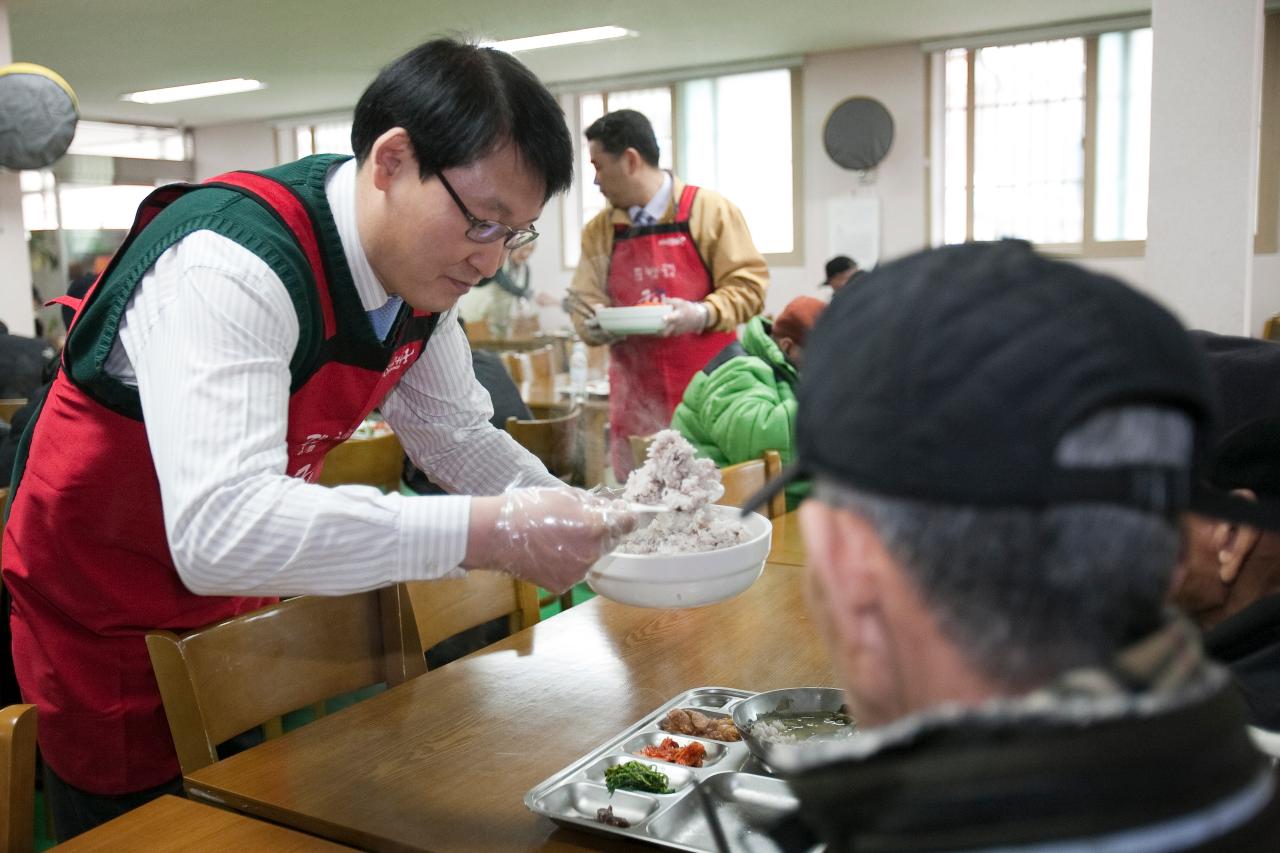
[325,157,393,312]
[628,171,673,224]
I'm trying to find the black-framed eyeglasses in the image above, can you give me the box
[436,170,539,249]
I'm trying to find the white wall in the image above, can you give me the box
[1147,0,1264,335]
[0,0,35,336]
[192,121,278,181]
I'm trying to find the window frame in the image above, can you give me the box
[929,15,1280,257]
[559,66,803,271]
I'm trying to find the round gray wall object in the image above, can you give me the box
[0,66,79,170]
[823,97,894,171]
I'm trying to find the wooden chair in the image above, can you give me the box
[0,401,25,426]
[525,345,555,383]
[1264,314,1280,341]
[318,431,404,493]
[393,573,539,664]
[630,433,658,470]
[511,314,540,339]
[464,319,492,344]
[585,342,608,376]
[146,590,425,775]
[717,449,786,519]
[505,407,581,483]
[0,704,36,853]
[499,351,526,383]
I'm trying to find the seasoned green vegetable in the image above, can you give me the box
[604,760,673,794]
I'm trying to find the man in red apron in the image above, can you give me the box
[567,109,769,481]
[3,39,636,840]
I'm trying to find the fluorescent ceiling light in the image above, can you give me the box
[484,26,635,54]
[121,78,266,105]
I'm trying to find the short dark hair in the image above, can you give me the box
[351,39,573,201]
[584,109,660,167]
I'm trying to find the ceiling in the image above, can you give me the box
[9,0,1148,128]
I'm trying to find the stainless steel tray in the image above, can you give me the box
[525,687,816,852]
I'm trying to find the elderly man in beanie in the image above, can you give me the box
[671,295,824,511]
[1174,331,1280,730]
[749,241,1280,851]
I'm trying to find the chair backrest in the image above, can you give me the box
[630,433,658,470]
[511,315,540,339]
[0,704,35,853]
[396,572,539,655]
[585,342,608,375]
[499,351,526,384]
[0,401,25,426]
[465,319,493,344]
[317,432,404,492]
[1264,314,1280,342]
[717,449,785,518]
[525,345,555,383]
[505,407,581,482]
[146,589,425,775]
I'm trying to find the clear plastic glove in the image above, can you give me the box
[465,487,642,594]
[659,297,711,337]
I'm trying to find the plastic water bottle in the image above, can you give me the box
[570,341,589,397]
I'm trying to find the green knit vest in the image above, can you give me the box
[64,154,358,420]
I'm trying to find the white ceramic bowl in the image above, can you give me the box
[594,305,670,336]
[586,506,772,608]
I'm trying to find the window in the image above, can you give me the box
[66,120,189,161]
[563,67,797,268]
[935,28,1151,252]
[286,119,355,159]
[23,121,194,338]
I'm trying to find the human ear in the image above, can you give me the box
[371,128,415,192]
[1216,489,1262,586]
[623,147,642,174]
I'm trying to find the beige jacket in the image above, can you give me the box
[569,174,769,344]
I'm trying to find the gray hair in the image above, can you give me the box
[815,405,1192,688]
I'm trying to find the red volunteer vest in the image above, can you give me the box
[3,165,433,794]
[606,185,736,479]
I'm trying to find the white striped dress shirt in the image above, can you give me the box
[104,157,560,597]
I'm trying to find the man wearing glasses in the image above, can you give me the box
[3,39,638,839]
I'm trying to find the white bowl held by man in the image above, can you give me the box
[587,505,772,608]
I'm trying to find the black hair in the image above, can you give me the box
[351,38,573,201]
[584,109,660,167]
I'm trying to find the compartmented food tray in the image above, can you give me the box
[525,687,814,853]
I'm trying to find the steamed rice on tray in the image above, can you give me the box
[618,430,748,555]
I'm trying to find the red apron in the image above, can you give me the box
[606,185,737,479]
[3,165,433,794]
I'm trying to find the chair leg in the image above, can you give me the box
[558,590,575,611]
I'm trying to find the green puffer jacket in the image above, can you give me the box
[670,316,808,510]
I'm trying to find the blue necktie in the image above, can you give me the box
[367,296,403,341]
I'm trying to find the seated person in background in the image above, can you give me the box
[1174,331,1280,730]
[404,323,532,495]
[670,295,824,510]
[0,328,55,400]
[819,254,860,296]
[752,241,1280,851]
[457,241,551,338]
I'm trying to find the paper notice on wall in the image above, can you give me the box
[827,196,881,270]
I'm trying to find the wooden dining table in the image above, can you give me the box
[55,795,354,851]
[184,562,832,852]
[767,511,806,567]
